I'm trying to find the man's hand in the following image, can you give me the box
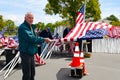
[44,38,51,43]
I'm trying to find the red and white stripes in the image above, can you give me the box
[60,22,114,42]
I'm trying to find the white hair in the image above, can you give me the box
[25,12,33,18]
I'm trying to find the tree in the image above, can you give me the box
[5,19,15,34]
[0,15,18,35]
[35,22,45,30]
[105,15,120,26]
[111,21,120,26]
[106,15,119,22]
[45,23,55,32]
[44,0,101,27]
[86,0,101,21]
[0,15,6,30]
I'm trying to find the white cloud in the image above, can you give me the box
[0,0,58,25]
[1,12,63,26]
[37,15,63,24]
[2,13,23,26]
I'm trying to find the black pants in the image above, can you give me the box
[86,39,92,52]
[38,46,41,56]
[20,52,35,80]
[77,39,82,51]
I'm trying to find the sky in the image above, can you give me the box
[0,0,120,26]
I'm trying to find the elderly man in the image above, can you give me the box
[18,12,51,80]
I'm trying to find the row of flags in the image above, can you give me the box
[0,36,18,48]
[0,28,18,48]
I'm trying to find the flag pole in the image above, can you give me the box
[84,0,89,22]
[84,0,86,22]
[81,0,89,51]
[84,0,92,54]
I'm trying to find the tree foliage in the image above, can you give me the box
[105,15,120,26]
[111,21,120,26]
[6,20,15,28]
[44,0,101,27]
[35,22,45,30]
[86,0,101,21]
[5,19,16,34]
[0,15,6,30]
[106,15,119,22]
[0,15,17,35]
[45,23,55,32]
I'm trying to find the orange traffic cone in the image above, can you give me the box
[69,42,80,67]
[80,51,87,75]
[34,54,46,65]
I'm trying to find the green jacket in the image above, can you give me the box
[18,21,44,55]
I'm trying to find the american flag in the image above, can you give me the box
[61,22,113,42]
[59,3,114,42]
[107,27,120,38]
[76,4,85,24]
[81,28,108,39]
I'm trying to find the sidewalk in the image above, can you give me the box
[0,52,120,80]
